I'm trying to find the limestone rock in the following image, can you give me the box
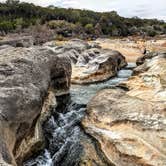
[0,36,34,48]
[63,39,90,52]
[136,52,159,66]
[0,46,71,165]
[82,53,166,166]
[71,49,127,84]
[44,39,127,84]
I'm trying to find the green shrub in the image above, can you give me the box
[48,20,75,30]
[0,0,166,37]
[147,30,157,37]
[85,23,94,34]
[48,20,77,37]
[0,21,15,33]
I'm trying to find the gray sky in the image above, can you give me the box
[1,0,166,21]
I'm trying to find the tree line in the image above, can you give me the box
[0,0,166,38]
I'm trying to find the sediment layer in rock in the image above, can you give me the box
[82,53,166,166]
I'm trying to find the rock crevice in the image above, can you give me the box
[0,46,71,165]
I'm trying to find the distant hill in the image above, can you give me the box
[0,0,166,40]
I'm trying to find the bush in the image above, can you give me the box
[85,23,94,34]
[0,0,166,37]
[48,20,77,37]
[0,21,15,33]
[25,24,54,44]
[48,20,75,30]
[145,26,157,37]
[147,30,157,37]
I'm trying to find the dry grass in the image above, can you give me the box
[55,40,68,46]
[99,41,143,62]
[97,37,166,62]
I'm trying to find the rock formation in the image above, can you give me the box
[71,48,127,84]
[0,36,34,48]
[82,53,166,166]
[0,46,71,165]
[44,39,127,84]
[60,39,127,84]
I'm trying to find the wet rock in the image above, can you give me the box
[15,90,57,164]
[125,62,137,70]
[0,46,71,165]
[24,96,108,166]
[88,41,101,49]
[82,53,166,166]
[79,132,109,166]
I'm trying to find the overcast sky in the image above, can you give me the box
[1,0,166,21]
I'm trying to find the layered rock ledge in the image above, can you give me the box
[82,53,166,166]
[62,39,127,84]
[0,46,71,165]
[0,36,34,48]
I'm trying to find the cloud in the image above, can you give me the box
[60,0,79,7]
[0,0,166,21]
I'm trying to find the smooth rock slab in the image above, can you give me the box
[82,54,166,166]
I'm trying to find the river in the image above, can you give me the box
[24,63,136,166]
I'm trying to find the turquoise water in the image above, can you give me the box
[71,63,135,104]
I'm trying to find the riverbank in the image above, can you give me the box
[82,51,166,166]
[24,56,135,166]
[0,38,165,166]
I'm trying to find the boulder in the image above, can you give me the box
[42,41,57,47]
[44,39,127,84]
[82,54,166,166]
[63,39,90,52]
[136,51,159,65]
[71,49,127,84]
[0,46,71,165]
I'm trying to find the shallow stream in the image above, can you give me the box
[24,63,135,166]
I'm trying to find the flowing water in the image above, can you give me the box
[24,63,136,166]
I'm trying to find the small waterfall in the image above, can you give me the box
[24,97,86,166]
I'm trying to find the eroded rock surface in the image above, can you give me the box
[61,39,127,84]
[71,49,127,84]
[0,46,71,165]
[82,53,166,166]
[0,36,34,48]
[45,39,127,84]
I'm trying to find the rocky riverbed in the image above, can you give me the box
[24,63,135,166]
[82,52,166,166]
[45,39,127,84]
[0,38,165,166]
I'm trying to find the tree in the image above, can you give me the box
[0,0,166,37]
[6,0,20,5]
[95,23,102,37]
